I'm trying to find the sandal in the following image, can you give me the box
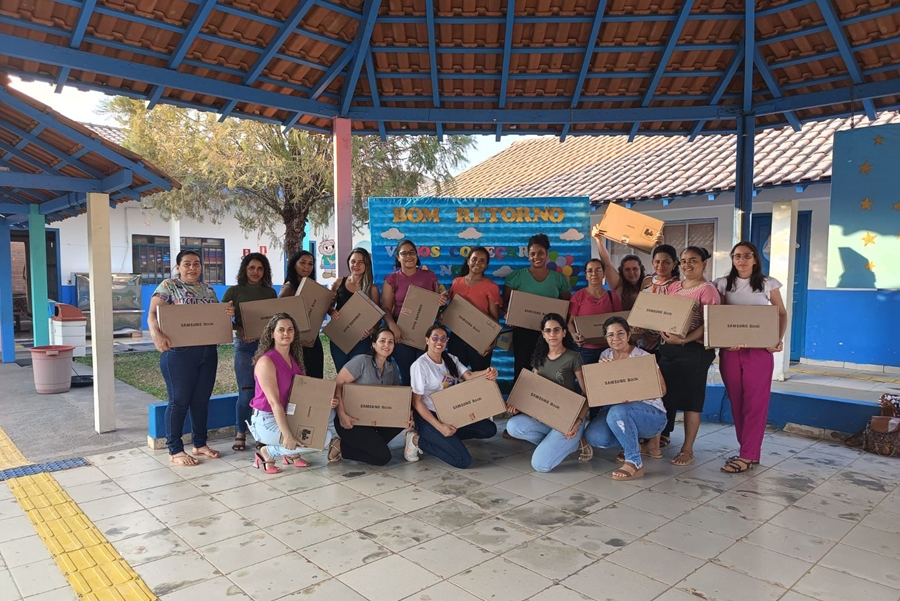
[327,437,342,463]
[640,442,663,460]
[169,452,199,467]
[671,451,695,466]
[192,446,221,459]
[658,435,671,448]
[615,450,626,463]
[232,435,247,452]
[612,462,644,481]
[577,436,593,462]
[721,458,754,473]
[282,455,310,468]
[726,455,759,465]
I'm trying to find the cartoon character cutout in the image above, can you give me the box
[318,238,336,279]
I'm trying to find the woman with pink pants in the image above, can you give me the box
[713,241,788,473]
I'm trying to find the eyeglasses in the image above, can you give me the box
[731,253,754,260]
[585,268,603,274]
[398,251,417,257]
[605,331,628,339]
[542,327,563,335]
[429,335,449,343]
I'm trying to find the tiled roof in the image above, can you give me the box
[446,112,900,203]
[83,124,126,146]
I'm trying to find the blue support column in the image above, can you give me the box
[735,114,755,242]
[0,217,14,362]
[28,204,49,347]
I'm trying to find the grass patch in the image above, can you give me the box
[76,335,336,400]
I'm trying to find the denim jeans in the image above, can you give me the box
[392,342,423,386]
[576,346,602,367]
[330,337,371,375]
[248,409,335,459]
[506,414,585,472]
[160,344,218,455]
[584,402,667,468]
[233,338,259,434]
[414,411,496,469]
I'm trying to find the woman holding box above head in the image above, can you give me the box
[713,242,787,474]
[506,313,592,471]
[568,258,623,366]
[583,317,668,480]
[381,239,441,386]
[592,225,648,311]
[331,327,411,465]
[445,247,502,372]
[222,253,277,452]
[502,233,572,384]
[148,249,235,467]
[280,250,326,379]
[407,325,499,468]
[329,248,381,374]
[657,246,721,466]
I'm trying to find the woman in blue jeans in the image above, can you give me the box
[584,316,668,481]
[222,253,277,452]
[148,249,234,467]
[408,325,499,468]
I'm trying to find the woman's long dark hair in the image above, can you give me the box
[725,241,766,293]
[653,244,681,279]
[253,312,306,371]
[236,252,273,287]
[531,313,573,369]
[458,247,490,278]
[285,250,316,290]
[367,326,396,357]
[393,239,420,269]
[425,324,458,378]
[619,255,645,300]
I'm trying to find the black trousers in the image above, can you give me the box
[334,417,404,466]
[302,335,325,379]
[448,334,494,372]
[511,327,541,383]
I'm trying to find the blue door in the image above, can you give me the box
[750,211,811,361]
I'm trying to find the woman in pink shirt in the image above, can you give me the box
[445,247,502,371]
[568,258,623,366]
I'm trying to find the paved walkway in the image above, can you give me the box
[2,419,899,601]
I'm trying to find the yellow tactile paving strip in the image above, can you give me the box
[791,367,900,385]
[0,425,30,470]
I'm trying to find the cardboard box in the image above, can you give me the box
[441,295,502,355]
[581,353,664,407]
[397,285,442,350]
[572,311,631,345]
[703,305,781,348]
[505,290,570,331]
[282,375,335,450]
[597,202,665,253]
[341,383,412,428]
[506,369,585,434]
[627,291,697,338]
[431,377,507,428]
[239,296,311,340]
[156,303,234,347]
[323,292,385,353]
[295,277,334,343]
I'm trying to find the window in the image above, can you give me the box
[606,219,716,280]
[132,235,226,285]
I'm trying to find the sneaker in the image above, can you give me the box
[404,430,421,462]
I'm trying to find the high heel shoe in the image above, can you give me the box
[282,455,309,468]
[253,446,282,474]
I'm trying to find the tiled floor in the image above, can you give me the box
[3,421,900,601]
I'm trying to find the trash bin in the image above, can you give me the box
[49,303,87,358]
[30,345,76,394]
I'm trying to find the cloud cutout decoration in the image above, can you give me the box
[492,265,513,278]
[458,227,484,240]
[559,228,585,241]
[381,227,405,240]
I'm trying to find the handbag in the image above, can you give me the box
[862,394,900,457]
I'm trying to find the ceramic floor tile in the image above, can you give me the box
[650,476,726,503]
[767,506,856,541]
[340,472,410,497]
[860,507,900,534]
[408,500,487,533]
[228,552,328,601]
[132,551,220,598]
[455,484,532,515]
[644,521,736,559]
[263,471,334,496]
[546,519,636,557]
[281,578,368,601]
[454,515,541,553]
[502,537,597,580]
[169,510,260,546]
[417,473,486,498]
[619,489,699,519]
[22,586,78,601]
[173,457,235,479]
[265,513,352,550]
[0,536,51,569]
[675,562,785,601]
[570,475,644,502]
[237,495,316,528]
[211,481,284,509]
[0,515,36,544]
[535,488,612,517]
[78,493,145,522]
[111,466,190,497]
[819,544,900,589]
[675,506,763,539]
[841,524,900,559]
[399,580,483,601]
[50,466,109,488]
[295,483,367,511]
[157,576,252,601]
[115,528,191,566]
[372,486,447,514]
[85,448,148,466]
[793,565,900,601]
[95,510,167,542]
[777,593,825,601]
[198,530,291,573]
[385,461,451,484]
[131,481,202,509]
[97,455,166,479]
[450,557,552,601]
[339,554,441,601]
[606,539,705,585]
[0,569,20,601]
[400,534,495,578]
[359,515,444,552]
[188,470,261,494]
[654,589,718,601]
[729,477,807,506]
[62,479,127,504]
[563,560,669,601]
[500,500,578,534]
[714,541,813,589]
[792,493,867,522]
[743,523,835,562]
[492,451,540,472]
[527,583,603,601]
[532,464,597,487]
[323,498,401,530]
[810,477,890,510]
[7,559,69,598]
[148,494,230,526]
[463,463,525,485]
[299,531,391,576]
[750,466,830,493]
[704,490,787,522]
[494,473,566,500]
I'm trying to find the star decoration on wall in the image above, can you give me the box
[874,135,884,145]
[894,201,900,210]
[859,161,873,175]
[866,261,876,271]
[860,197,874,210]
[861,232,877,246]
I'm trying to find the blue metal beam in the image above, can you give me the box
[37,193,84,216]
[744,1,755,113]
[496,0,516,140]
[754,49,801,131]
[754,77,900,115]
[0,173,104,193]
[0,203,32,215]
[370,42,737,55]
[560,0,609,142]
[628,0,696,141]
[311,39,360,100]
[424,0,442,140]
[814,0,876,120]
[363,51,387,140]
[339,0,383,115]
[0,120,105,179]
[735,114,755,241]
[0,217,14,362]
[54,0,97,92]
[246,0,317,86]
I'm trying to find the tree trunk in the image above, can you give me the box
[282,201,308,258]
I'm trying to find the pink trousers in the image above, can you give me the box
[719,348,774,462]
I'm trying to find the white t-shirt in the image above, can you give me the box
[599,347,666,413]
[410,352,469,412]
[713,276,781,306]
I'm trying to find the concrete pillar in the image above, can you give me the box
[87,192,116,433]
[769,200,798,381]
[169,218,181,274]
[0,217,14,363]
[734,114,755,244]
[333,117,353,277]
[28,204,49,346]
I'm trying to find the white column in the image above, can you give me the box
[769,200,798,381]
[87,192,116,433]
[170,218,181,270]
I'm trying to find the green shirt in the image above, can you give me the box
[222,283,278,326]
[504,268,571,298]
[535,349,583,392]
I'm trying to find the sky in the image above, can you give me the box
[8,76,519,174]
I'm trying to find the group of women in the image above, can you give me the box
[148,226,786,479]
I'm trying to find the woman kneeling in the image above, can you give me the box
[584,317,668,481]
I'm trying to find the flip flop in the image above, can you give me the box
[671,451,695,466]
[192,446,221,459]
[169,453,199,467]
